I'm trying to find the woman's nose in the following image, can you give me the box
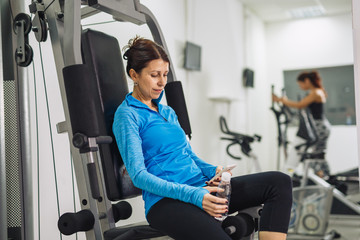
[159,76,167,86]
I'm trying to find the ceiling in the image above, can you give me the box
[239,0,352,23]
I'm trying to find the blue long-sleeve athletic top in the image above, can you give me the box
[112,92,217,216]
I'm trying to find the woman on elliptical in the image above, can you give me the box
[113,36,292,240]
[273,71,331,178]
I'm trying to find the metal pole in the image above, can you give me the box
[1,0,34,239]
[0,2,8,238]
[352,0,360,187]
[1,0,18,238]
[12,0,34,238]
[17,53,34,240]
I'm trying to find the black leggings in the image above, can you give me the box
[147,171,292,240]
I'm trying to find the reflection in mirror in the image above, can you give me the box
[241,2,360,238]
[283,65,356,126]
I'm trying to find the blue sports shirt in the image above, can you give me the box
[112,92,217,216]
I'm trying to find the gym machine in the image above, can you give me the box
[5,0,261,239]
[219,116,262,173]
[270,85,296,171]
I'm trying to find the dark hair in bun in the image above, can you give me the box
[123,36,169,77]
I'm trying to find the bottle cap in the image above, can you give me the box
[221,172,231,182]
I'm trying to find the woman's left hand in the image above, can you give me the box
[206,166,223,186]
[202,186,228,218]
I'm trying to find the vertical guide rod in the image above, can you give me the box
[1,0,34,238]
[13,3,34,240]
[0,0,10,238]
[0,5,7,239]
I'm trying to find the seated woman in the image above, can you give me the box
[113,36,292,240]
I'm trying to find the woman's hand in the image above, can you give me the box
[206,165,223,186]
[202,186,228,218]
[215,165,223,175]
[272,93,281,102]
[272,94,288,104]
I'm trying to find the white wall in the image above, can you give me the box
[265,13,358,173]
[23,1,357,239]
[242,9,272,171]
[182,0,248,174]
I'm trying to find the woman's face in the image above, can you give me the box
[297,78,311,90]
[131,59,169,101]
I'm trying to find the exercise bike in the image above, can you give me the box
[219,116,262,173]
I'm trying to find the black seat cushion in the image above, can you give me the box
[103,224,165,240]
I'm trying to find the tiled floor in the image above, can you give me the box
[326,216,360,240]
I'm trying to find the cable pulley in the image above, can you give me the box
[32,14,48,42]
[29,1,48,42]
[13,13,32,35]
[15,43,33,67]
[13,13,33,67]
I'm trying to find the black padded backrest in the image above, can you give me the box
[81,29,141,200]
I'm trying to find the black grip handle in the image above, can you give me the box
[222,213,255,240]
[87,163,100,200]
[96,136,112,144]
[112,201,132,222]
[58,209,95,235]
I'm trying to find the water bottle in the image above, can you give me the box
[215,172,231,221]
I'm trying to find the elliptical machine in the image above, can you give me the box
[270,85,296,171]
[270,86,360,239]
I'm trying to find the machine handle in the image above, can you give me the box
[87,163,101,200]
[58,209,94,235]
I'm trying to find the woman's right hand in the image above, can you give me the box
[202,186,228,218]
[272,93,281,102]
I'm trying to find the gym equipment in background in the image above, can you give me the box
[270,85,296,170]
[271,86,360,239]
[219,116,262,172]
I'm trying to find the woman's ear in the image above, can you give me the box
[129,69,138,81]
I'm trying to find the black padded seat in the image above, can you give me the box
[81,28,165,239]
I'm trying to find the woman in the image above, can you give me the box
[113,36,292,240]
[273,71,331,178]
